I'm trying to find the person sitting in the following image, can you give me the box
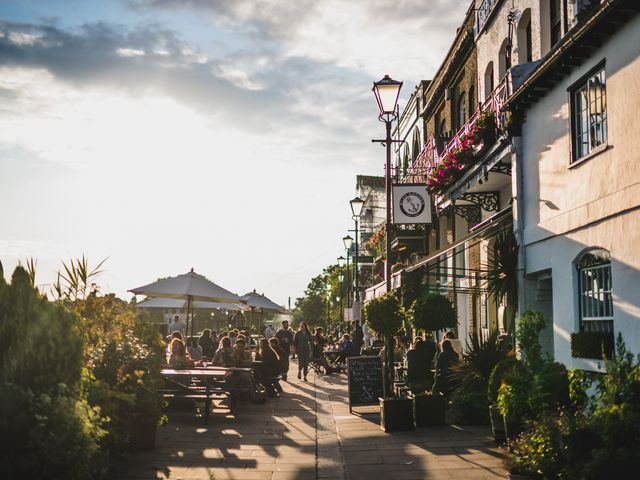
[255,338,283,395]
[198,329,216,359]
[212,337,236,367]
[186,337,203,361]
[312,327,341,374]
[233,338,252,366]
[433,339,460,395]
[440,331,463,357]
[168,338,194,369]
[378,336,406,363]
[269,337,289,381]
[335,334,358,365]
[406,337,437,392]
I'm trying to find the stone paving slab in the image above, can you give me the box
[114,360,509,480]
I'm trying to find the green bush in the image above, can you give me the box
[364,292,404,337]
[409,292,457,333]
[571,330,614,359]
[528,361,570,418]
[449,389,489,425]
[0,267,106,479]
[487,357,520,404]
[517,310,546,367]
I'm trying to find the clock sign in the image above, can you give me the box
[399,191,425,217]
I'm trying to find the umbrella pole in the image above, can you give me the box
[186,295,191,342]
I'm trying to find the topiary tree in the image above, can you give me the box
[364,291,404,337]
[364,292,404,396]
[410,291,457,339]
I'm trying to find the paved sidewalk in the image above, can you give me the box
[114,362,508,480]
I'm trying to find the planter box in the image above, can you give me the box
[379,397,415,432]
[489,404,506,443]
[414,393,445,427]
[503,415,522,445]
[571,331,614,360]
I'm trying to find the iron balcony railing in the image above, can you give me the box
[404,77,509,185]
[476,0,501,34]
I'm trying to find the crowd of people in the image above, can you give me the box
[165,314,464,401]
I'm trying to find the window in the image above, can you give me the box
[484,62,494,100]
[517,9,533,64]
[550,0,561,46]
[577,248,613,333]
[457,93,466,130]
[468,86,475,116]
[571,65,607,161]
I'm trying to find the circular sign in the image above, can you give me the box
[399,191,425,217]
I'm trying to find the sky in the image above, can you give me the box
[0,0,468,306]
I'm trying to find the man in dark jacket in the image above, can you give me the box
[275,320,294,380]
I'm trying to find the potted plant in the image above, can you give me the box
[496,362,531,443]
[364,292,413,431]
[487,357,519,443]
[409,291,457,341]
[570,330,614,359]
[413,390,446,427]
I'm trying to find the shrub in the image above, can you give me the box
[364,292,404,337]
[487,357,520,405]
[528,361,570,417]
[571,330,614,359]
[0,267,106,479]
[517,310,546,367]
[451,331,513,393]
[409,292,457,333]
[449,389,489,425]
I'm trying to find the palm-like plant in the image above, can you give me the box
[54,255,107,301]
[450,330,514,392]
[485,229,519,333]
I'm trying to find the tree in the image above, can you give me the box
[410,291,457,340]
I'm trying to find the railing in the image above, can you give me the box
[476,0,501,34]
[404,78,509,185]
[364,270,403,302]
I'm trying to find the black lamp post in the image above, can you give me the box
[338,271,344,327]
[343,234,353,309]
[372,74,402,396]
[349,196,365,307]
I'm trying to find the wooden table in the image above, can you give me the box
[161,367,252,424]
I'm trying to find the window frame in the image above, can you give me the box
[568,61,607,163]
[576,248,613,334]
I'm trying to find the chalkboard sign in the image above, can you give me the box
[347,355,384,411]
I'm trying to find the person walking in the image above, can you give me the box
[293,321,314,381]
[275,320,294,380]
[264,323,274,339]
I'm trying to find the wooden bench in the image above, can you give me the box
[160,367,253,424]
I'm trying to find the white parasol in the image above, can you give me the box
[129,268,243,338]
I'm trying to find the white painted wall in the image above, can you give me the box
[519,16,640,362]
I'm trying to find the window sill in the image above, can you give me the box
[569,144,612,169]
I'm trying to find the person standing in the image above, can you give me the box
[362,322,371,349]
[275,320,294,380]
[168,314,186,338]
[351,320,364,355]
[264,323,274,339]
[293,322,314,381]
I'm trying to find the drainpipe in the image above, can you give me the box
[512,135,527,335]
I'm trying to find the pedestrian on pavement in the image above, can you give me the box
[293,321,314,381]
[362,322,371,348]
[351,320,364,355]
[433,339,460,395]
[264,323,274,339]
[275,320,294,380]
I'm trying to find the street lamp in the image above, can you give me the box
[373,74,402,396]
[338,272,344,325]
[349,196,365,308]
[325,283,332,332]
[343,235,353,308]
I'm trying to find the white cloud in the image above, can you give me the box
[116,47,146,57]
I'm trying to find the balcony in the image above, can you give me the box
[475,0,505,36]
[405,78,509,196]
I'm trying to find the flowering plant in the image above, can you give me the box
[365,223,386,259]
[426,111,497,194]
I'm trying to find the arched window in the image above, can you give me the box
[468,86,475,117]
[402,146,409,176]
[498,38,510,79]
[484,62,494,100]
[517,9,533,64]
[576,248,613,333]
[457,92,466,130]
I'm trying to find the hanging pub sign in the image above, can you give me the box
[392,184,432,224]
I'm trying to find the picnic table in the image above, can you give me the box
[160,366,253,424]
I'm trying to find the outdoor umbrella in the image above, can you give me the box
[135,297,248,311]
[239,290,291,335]
[129,268,243,339]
